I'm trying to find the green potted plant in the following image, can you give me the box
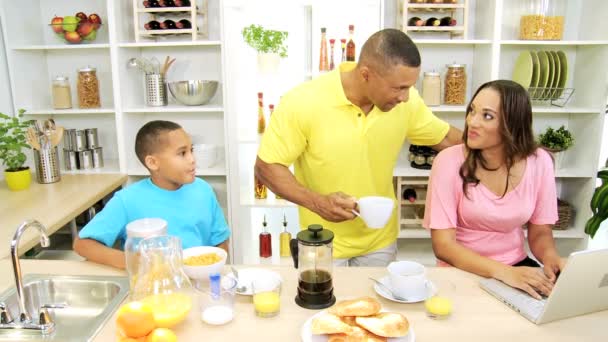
[538,125,574,169]
[241,24,288,73]
[0,109,33,191]
[585,164,608,239]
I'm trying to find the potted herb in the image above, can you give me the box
[241,24,288,73]
[0,109,33,191]
[538,125,574,169]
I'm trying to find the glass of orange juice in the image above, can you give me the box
[252,277,281,317]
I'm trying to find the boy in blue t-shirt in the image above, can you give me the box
[73,120,230,269]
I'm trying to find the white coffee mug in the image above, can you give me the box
[351,196,394,229]
[387,261,428,299]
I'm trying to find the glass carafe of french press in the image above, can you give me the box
[294,224,336,309]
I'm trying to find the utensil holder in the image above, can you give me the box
[145,74,167,106]
[34,146,61,184]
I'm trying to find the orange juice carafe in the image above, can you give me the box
[131,235,193,328]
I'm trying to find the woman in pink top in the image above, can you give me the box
[423,80,565,299]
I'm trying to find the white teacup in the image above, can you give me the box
[351,196,394,229]
[387,261,428,299]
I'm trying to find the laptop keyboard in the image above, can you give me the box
[480,279,547,321]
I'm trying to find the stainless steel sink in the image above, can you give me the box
[0,274,129,341]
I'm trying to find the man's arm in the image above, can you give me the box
[73,237,126,269]
[254,157,355,222]
[431,125,463,151]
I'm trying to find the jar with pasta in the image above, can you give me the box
[77,66,101,108]
[519,0,565,40]
[444,63,466,105]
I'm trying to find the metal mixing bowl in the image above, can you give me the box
[167,80,219,106]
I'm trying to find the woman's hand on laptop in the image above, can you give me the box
[500,266,554,300]
[541,254,566,283]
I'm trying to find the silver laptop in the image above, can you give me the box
[479,248,608,324]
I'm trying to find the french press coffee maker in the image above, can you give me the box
[291,224,336,309]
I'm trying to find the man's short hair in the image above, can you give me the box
[134,120,182,166]
[359,29,421,71]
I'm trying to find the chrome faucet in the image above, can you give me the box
[10,220,50,323]
[0,219,65,334]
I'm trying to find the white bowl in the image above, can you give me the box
[182,246,227,280]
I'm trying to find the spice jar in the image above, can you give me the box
[519,0,565,40]
[422,71,441,106]
[77,66,101,108]
[444,63,466,105]
[52,76,72,109]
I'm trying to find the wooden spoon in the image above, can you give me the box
[26,127,41,150]
[51,126,64,148]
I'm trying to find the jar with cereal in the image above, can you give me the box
[444,63,466,105]
[77,66,101,108]
[519,0,565,40]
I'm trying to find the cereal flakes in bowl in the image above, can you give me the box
[182,246,227,280]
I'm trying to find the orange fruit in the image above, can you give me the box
[145,328,178,342]
[119,337,146,342]
[116,301,156,338]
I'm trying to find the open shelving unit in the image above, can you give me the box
[1,0,605,264]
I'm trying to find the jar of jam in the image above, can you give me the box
[444,63,466,105]
[77,66,101,108]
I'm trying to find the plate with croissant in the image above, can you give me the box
[301,296,415,342]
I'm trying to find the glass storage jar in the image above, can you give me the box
[519,0,565,40]
[444,63,466,105]
[125,218,168,289]
[77,66,101,108]
[422,71,441,106]
[52,76,72,109]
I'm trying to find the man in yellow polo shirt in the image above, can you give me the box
[256,29,462,266]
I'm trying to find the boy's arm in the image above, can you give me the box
[215,239,229,254]
[73,237,126,269]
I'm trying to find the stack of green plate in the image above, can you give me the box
[512,50,568,101]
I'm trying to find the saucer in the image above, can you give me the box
[373,275,437,303]
[225,268,282,296]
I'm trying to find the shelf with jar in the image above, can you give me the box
[131,0,209,42]
[401,0,469,39]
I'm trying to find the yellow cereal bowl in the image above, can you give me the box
[182,246,227,280]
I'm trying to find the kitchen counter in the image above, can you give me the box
[0,259,605,341]
[0,173,127,259]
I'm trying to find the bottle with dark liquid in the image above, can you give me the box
[144,20,161,30]
[346,25,355,62]
[259,215,272,258]
[175,19,192,29]
[160,20,177,30]
[425,17,440,26]
[440,16,457,26]
[402,188,417,203]
[408,17,423,26]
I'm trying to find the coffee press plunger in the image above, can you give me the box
[292,224,336,309]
